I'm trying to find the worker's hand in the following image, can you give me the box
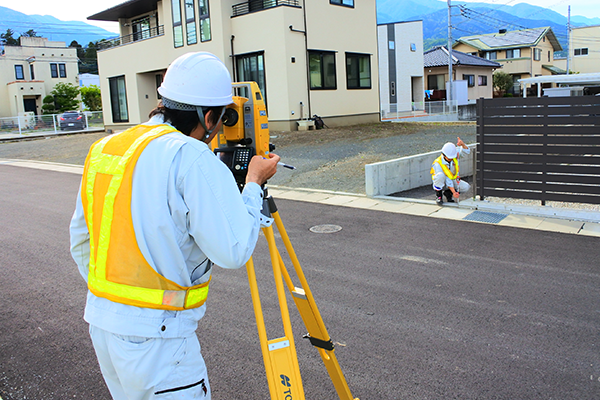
[246,153,280,186]
[453,191,460,198]
[457,137,465,147]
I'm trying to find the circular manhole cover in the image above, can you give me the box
[309,224,342,234]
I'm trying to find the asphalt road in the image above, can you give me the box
[1,165,599,400]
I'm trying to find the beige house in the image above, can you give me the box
[377,20,424,117]
[568,24,600,74]
[0,37,79,118]
[88,0,380,132]
[423,46,500,101]
[453,27,564,95]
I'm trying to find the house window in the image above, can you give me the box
[574,48,589,56]
[59,63,67,78]
[485,51,497,60]
[198,0,211,42]
[346,53,371,89]
[463,74,475,87]
[236,52,267,104]
[109,76,129,123]
[427,74,444,90]
[410,43,417,52]
[548,51,550,62]
[534,48,541,61]
[330,0,354,6]
[506,49,521,59]
[15,65,24,80]
[478,75,487,86]
[172,0,183,48]
[309,51,336,90]
[185,0,197,45]
[50,63,58,78]
[132,16,150,41]
[29,64,35,80]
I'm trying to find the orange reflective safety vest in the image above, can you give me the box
[81,124,211,311]
[430,155,459,180]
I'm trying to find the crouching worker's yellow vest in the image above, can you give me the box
[430,155,459,180]
[81,124,211,311]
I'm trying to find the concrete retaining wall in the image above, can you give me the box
[365,144,477,196]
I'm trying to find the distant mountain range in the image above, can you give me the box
[1,2,598,52]
[377,0,600,53]
[0,6,117,47]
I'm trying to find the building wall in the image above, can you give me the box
[424,65,495,101]
[0,37,78,118]
[570,25,600,74]
[378,20,424,116]
[453,35,556,80]
[97,0,379,132]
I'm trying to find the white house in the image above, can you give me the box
[88,0,380,132]
[0,37,78,118]
[377,20,424,117]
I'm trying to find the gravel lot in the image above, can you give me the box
[2,122,598,212]
[0,122,476,195]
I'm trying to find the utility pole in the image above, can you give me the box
[447,0,453,106]
[566,5,571,75]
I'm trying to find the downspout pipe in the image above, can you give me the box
[289,0,311,119]
[230,35,236,82]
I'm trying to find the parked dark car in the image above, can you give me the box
[59,111,86,131]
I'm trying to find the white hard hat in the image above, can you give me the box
[158,52,233,107]
[441,142,458,159]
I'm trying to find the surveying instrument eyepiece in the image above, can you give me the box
[213,82,359,400]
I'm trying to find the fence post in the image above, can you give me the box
[18,116,23,136]
[541,100,548,206]
[53,113,57,133]
[477,97,484,200]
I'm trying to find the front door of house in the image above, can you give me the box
[23,98,37,115]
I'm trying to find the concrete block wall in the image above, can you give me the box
[365,144,477,196]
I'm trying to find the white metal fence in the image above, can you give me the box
[381,100,458,120]
[0,111,104,137]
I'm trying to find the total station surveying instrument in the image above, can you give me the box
[212,82,359,400]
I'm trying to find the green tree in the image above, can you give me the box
[41,95,56,115]
[51,82,80,112]
[493,71,513,96]
[1,29,19,46]
[80,85,102,111]
[21,29,39,37]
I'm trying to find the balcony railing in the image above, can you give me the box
[98,25,165,51]
[232,0,300,17]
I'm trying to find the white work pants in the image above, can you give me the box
[89,325,210,400]
[432,172,470,193]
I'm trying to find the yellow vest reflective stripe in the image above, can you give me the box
[81,124,211,311]
[430,155,459,180]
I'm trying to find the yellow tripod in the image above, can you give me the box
[245,192,359,400]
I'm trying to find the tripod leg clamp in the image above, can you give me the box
[303,334,334,351]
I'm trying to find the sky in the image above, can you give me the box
[0,0,599,34]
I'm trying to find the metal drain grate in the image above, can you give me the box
[463,210,508,224]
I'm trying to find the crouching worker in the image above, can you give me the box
[431,137,470,205]
[69,52,280,399]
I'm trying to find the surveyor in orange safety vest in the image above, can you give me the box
[70,52,280,399]
[431,137,471,205]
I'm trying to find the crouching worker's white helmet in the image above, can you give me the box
[158,52,233,137]
[441,142,458,159]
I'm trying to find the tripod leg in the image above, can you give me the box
[271,211,359,400]
[245,226,306,400]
